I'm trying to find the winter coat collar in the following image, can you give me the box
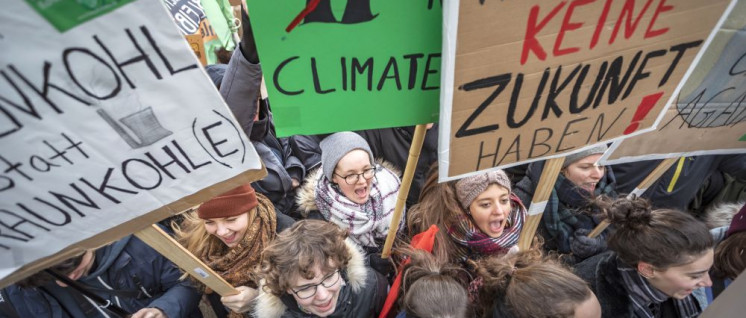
[253,239,368,318]
[296,159,400,218]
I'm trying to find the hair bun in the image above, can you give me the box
[606,196,653,230]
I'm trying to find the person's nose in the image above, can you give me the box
[589,166,604,179]
[315,284,330,300]
[216,223,230,236]
[698,273,713,288]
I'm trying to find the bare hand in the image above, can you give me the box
[221,285,259,313]
[131,307,166,318]
[291,178,300,189]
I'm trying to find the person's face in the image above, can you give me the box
[573,291,602,318]
[563,154,605,193]
[645,249,714,299]
[332,150,373,204]
[203,212,250,248]
[57,250,96,287]
[287,264,343,317]
[468,184,512,238]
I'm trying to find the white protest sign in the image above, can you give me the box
[0,0,261,285]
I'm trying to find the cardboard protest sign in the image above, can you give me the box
[602,0,746,164]
[245,0,441,136]
[439,0,733,181]
[186,33,209,65]
[0,0,263,286]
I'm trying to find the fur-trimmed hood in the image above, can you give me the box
[704,201,744,229]
[296,159,401,217]
[253,239,369,318]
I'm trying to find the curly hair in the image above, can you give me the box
[471,249,592,318]
[597,196,713,268]
[255,220,351,296]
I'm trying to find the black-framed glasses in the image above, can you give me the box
[334,166,377,185]
[290,270,341,299]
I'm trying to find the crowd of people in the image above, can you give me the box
[2,5,745,318]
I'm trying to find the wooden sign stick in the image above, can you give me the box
[135,224,239,296]
[381,124,428,259]
[517,157,566,251]
[588,157,679,238]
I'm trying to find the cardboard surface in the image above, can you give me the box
[439,0,733,181]
[246,0,441,136]
[187,33,208,65]
[0,0,263,287]
[602,0,746,164]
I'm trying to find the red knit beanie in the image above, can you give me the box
[198,184,258,219]
[725,204,746,238]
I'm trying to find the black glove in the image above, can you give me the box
[239,4,259,63]
[570,228,607,260]
[367,253,394,276]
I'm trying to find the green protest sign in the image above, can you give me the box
[26,0,136,32]
[246,0,441,136]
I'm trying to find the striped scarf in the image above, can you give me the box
[617,260,701,318]
[315,165,402,248]
[448,193,526,258]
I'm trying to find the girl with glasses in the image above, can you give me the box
[297,132,403,274]
[254,220,388,318]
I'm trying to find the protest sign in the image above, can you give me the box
[245,0,441,136]
[439,0,734,181]
[162,0,235,64]
[601,0,746,164]
[186,34,208,65]
[0,0,263,287]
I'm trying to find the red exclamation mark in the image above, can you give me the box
[624,92,665,135]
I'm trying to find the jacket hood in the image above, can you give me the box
[253,238,368,318]
[704,201,744,229]
[80,235,131,283]
[296,159,401,217]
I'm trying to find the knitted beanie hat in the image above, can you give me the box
[198,184,258,219]
[320,132,375,181]
[455,170,512,210]
[725,204,746,238]
[563,144,608,168]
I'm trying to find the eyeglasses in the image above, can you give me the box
[290,270,341,299]
[334,166,377,185]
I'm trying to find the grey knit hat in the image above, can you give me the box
[563,144,608,168]
[455,170,512,210]
[320,132,375,181]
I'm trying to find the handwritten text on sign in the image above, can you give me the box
[0,0,259,281]
[443,0,730,179]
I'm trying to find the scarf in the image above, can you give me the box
[315,165,402,248]
[617,260,701,318]
[199,194,276,289]
[447,193,527,258]
[543,173,616,253]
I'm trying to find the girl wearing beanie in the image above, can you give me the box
[296,132,402,268]
[473,249,601,318]
[513,145,617,262]
[575,196,713,318]
[173,184,278,317]
[407,164,527,266]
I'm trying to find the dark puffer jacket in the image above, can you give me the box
[0,235,201,318]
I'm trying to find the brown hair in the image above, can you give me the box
[472,249,592,318]
[17,252,87,288]
[256,220,351,296]
[396,247,471,318]
[407,163,469,264]
[599,196,713,268]
[712,231,746,280]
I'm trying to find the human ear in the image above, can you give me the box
[637,262,655,279]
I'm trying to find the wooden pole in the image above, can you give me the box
[135,224,239,296]
[381,124,428,258]
[517,157,565,251]
[588,157,679,238]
